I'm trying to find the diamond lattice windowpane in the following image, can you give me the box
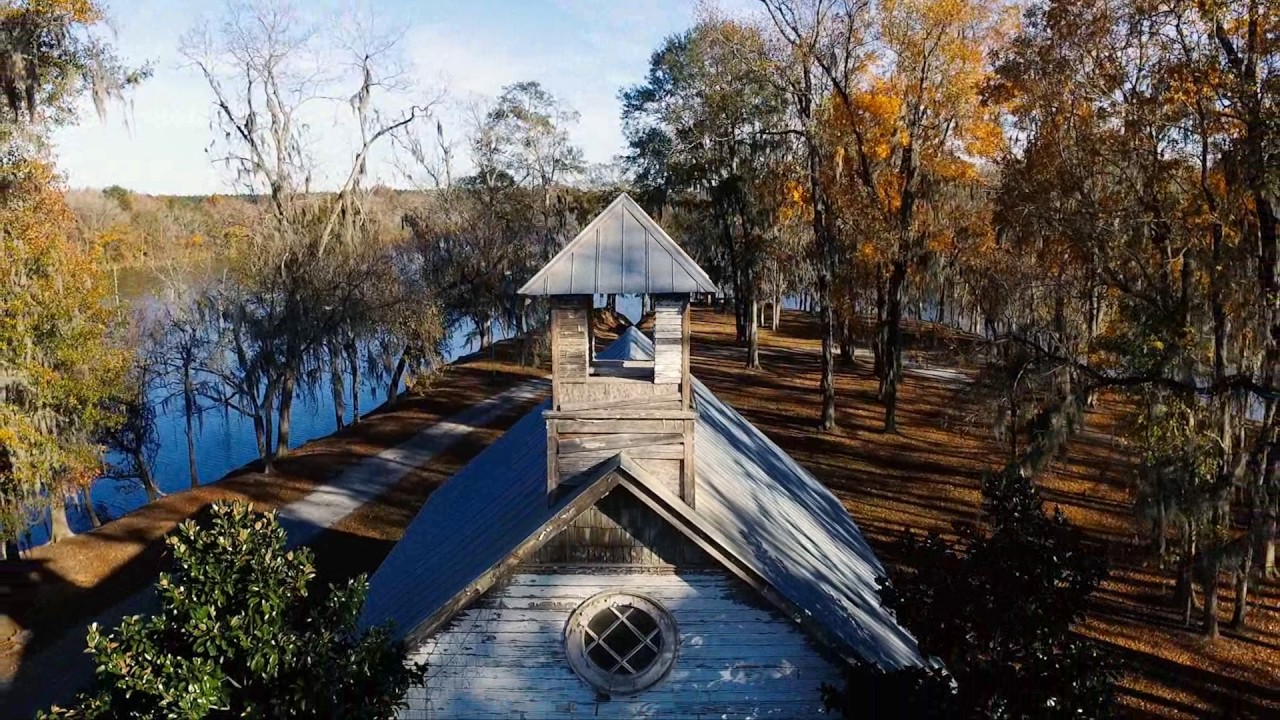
[585,605,660,675]
[566,592,677,695]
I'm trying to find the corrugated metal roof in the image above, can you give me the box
[361,328,923,670]
[517,193,720,296]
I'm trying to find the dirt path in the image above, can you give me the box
[278,379,547,545]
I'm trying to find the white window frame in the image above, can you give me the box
[563,591,678,696]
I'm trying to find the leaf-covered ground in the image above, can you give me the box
[683,308,1279,719]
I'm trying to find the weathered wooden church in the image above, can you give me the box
[362,194,925,719]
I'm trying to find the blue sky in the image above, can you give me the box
[52,0,752,195]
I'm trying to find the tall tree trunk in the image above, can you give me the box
[261,380,276,472]
[49,495,74,543]
[881,260,908,432]
[773,291,781,330]
[346,341,361,425]
[743,258,760,369]
[735,294,747,345]
[1264,511,1277,577]
[873,277,887,379]
[330,345,346,431]
[252,412,267,459]
[232,323,266,458]
[798,67,837,431]
[731,265,746,345]
[818,286,837,431]
[1156,497,1168,561]
[135,452,160,502]
[1203,554,1221,639]
[839,312,854,364]
[388,351,408,406]
[1232,543,1253,629]
[183,364,198,489]
[275,369,295,458]
[1088,285,1100,341]
[81,488,100,529]
[1178,530,1197,625]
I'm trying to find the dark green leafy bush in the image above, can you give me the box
[825,470,1119,719]
[42,502,424,719]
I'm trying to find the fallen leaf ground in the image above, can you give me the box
[683,307,1279,719]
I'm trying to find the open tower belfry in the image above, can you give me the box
[518,193,719,506]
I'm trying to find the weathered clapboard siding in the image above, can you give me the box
[653,295,686,386]
[551,297,590,393]
[402,570,841,720]
[556,456,682,494]
[555,418,685,435]
[557,380,680,408]
[559,433,685,454]
[528,491,713,566]
[633,457,681,492]
[550,371,691,493]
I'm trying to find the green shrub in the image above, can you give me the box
[42,502,424,719]
[826,469,1118,718]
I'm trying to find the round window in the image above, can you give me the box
[565,591,677,695]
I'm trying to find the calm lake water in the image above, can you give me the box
[21,295,645,549]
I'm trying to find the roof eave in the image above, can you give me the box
[610,456,876,669]
[400,457,626,648]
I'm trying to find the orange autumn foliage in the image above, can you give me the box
[0,158,127,538]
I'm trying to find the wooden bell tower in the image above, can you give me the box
[518,194,719,506]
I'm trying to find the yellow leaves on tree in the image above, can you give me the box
[824,0,1005,257]
[779,179,811,224]
[877,0,1007,162]
[0,158,127,539]
[0,0,101,24]
[834,81,902,164]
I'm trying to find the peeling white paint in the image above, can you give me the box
[401,571,840,720]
